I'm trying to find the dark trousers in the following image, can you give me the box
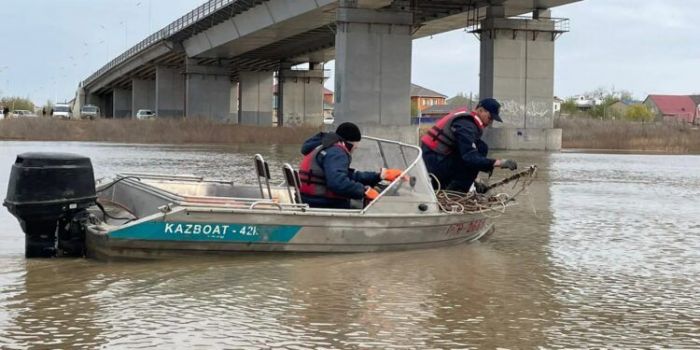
[422,142,488,193]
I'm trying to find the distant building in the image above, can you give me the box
[553,96,564,114]
[643,95,696,124]
[323,87,334,118]
[572,95,603,109]
[419,104,456,123]
[323,87,333,105]
[411,84,447,112]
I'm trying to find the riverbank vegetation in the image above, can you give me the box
[556,117,700,153]
[1,117,698,153]
[0,118,318,145]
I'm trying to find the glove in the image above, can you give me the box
[364,186,379,200]
[498,159,517,171]
[380,168,405,181]
[474,180,489,194]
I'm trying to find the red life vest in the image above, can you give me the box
[420,108,484,155]
[298,142,351,199]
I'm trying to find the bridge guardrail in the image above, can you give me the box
[467,16,570,38]
[83,0,236,87]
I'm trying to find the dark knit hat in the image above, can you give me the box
[335,122,361,142]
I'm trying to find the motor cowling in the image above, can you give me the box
[3,153,96,258]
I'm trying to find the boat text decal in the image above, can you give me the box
[110,221,301,242]
[446,219,487,236]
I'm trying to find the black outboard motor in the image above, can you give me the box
[3,153,96,258]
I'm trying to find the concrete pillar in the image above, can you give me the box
[132,79,155,118]
[86,93,106,118]
[334,5,413,126]
[155,66,185,117]
[478,8,562,150]
[230,82,239,124]
[238,71,273,125]
[279,66,325,126]
[112,88,132,119]
[72,87,85,117]
[185,59,232,121]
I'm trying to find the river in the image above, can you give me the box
[0,141,698,349]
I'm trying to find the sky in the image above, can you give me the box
[0,0,698,106]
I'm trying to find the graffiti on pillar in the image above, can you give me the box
[285,112,303,126]
[499,99,552,127]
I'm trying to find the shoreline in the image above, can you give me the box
[1,117,699,154]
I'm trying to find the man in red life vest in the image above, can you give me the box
[420,98,518,193]
[298,122,404,209]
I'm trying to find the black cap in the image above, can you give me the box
[477,98,502,122]
[335,122,361,142]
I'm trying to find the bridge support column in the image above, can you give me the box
[113,88,132,119]
[132,79,155,117]
[185,59,232,121]
[334,3,413,132]
[478,7,563,150]
[238,71,273,125]
[278,64,324,126]
[155,66,185,118]
[230,83,239,124]
[86,93,107,118]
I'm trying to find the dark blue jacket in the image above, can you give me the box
[300,133,381,208]
[422,116,495,191]
[451,117,496,172]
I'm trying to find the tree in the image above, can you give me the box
[561,99,578,114]
[624,104,654,122]
[589,96,618,119]
[0,96,34,111]
[410,102,420,118]
[43,100,54,117]
[446,92,476,108]
[583,87,635,102]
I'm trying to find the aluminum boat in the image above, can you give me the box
[5,137,509,260]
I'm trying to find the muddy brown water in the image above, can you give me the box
[0,141,698,349]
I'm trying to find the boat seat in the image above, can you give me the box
[282,163,303,204]
[253,154,272,199]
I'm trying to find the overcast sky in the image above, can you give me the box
[1,0,698,105]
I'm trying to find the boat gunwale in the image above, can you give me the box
[100,177,509,218]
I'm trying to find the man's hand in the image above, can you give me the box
[474,180,489,194]
[380,168,406,181]
[364,186,379,200]
[497,159,517,171]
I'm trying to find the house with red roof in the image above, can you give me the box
[643,95,697,124]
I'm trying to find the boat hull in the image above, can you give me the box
[86,207,493,259]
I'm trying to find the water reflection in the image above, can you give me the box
[1,259,104,348]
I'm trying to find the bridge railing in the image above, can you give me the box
[83,0,236,87]
[467,16,570,39]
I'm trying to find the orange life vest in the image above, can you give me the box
[420,108,484,155]
[298,142,351,199]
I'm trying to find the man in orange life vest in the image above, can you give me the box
[421,98,518,193]
[298,122,404,209]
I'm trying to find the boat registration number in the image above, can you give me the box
[446,219,486,235]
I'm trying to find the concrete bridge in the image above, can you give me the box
[77,0,580,149]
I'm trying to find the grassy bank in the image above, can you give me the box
[0,118,319,145]
[556,118,700,153]
[1,117,698,153]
